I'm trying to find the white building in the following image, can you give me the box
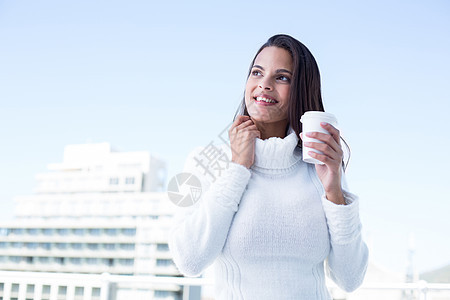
[0,143,190,300]
[2,143,449,300]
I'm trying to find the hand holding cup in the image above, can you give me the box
[300,111,345,204]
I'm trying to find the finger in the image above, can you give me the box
[308,150,338,166]
[231,128,260,154]
[241,124,259,131]
[229,115,251,131]
[235,115,251,125]
[320,122,341,145]
[235,119,255,131]
[230,125,259,142]
[304,141,341,161]
[246,128,261,136]
[238,129,260,141]
[305,131,341,154]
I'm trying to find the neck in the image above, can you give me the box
[251,119,289,140]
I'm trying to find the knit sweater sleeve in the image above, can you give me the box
[168,146,251,277]
[321,172,369,292]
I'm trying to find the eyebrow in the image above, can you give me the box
[253,64,293,75]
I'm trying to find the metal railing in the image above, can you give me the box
[327,281,450,300]
[0,270,449,300]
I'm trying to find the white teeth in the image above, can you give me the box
[256,97,276,103]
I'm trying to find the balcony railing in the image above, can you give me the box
[0,270,449,300]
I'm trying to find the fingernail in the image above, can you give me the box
[321,122,328,126]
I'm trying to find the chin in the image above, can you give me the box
[249,115,282,124]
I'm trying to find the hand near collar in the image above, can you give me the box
[229,115,261,169]
[300,123,346,205]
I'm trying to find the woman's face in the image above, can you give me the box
[245,46,293,124]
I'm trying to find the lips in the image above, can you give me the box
[253,94,278,106]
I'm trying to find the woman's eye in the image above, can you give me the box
[277,75,291,82]
[251,70,262,76]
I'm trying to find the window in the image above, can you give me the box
[156,259,173,267]
[71,243,83,250]
[58,286,67,296]
[11,242,23,248]
[0,242,7,248]
[39,243,51,250]
[72,228,84,236]
[102,258,114,266]
[87,243,99,250]
[157,243,169,251]
[121,228,136,236]
[42,228,53,236]
[25,256,33,263]
[86,258,98,265]
[109,177,119,185]
[27,243,38,250]
[57,228,70,236]
[118,259,134,266]
[103,243,116,250]
[11,228,24,235]
[69,257,81,265]
[88,228,101,236]
[42,285,51,295]
[155,290,170,298]
[0,228,9,236]
[27,228,39,235]
[38,257,50,264]
[105,228,117,236]
[119,243,135,251]
[9,256,22,263]
[92,288,101,297]
[125,177,135,184]
[75,287,84,296]
[55,243,68,250]
[55,257,65,265]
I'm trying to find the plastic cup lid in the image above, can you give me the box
[300,111,337,123]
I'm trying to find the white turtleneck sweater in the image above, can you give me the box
[169,129,368,300]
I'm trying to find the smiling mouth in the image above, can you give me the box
[254,96,278,104]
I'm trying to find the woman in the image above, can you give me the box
[169,34,368,299]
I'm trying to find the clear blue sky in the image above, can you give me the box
[1,0,449,274]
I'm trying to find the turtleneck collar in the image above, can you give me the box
[251,127,303,175]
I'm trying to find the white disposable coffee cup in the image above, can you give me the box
[300,111,338,164]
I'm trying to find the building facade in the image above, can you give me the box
[0,143,186,300]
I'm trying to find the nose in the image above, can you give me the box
[258,77,273,91]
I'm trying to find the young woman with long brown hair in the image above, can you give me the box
[169,34,368,299]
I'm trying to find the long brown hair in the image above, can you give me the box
[234,34,351,170]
